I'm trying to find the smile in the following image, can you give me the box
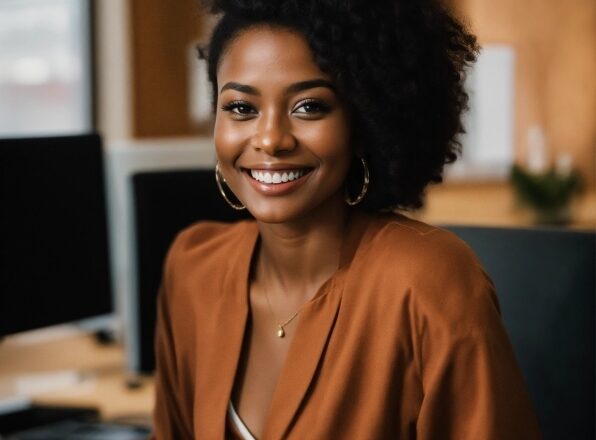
[249,169,309,184]
[242,167,313,196]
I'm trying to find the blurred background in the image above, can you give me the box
[0,0,594,437]
[1,0,594,224]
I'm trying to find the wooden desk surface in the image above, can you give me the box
[0,331,154,423]
[414,182,596,230]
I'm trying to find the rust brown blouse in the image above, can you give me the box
[152,211,541,439]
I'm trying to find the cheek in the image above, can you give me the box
[300,118,352,166]
[213,116,248,164]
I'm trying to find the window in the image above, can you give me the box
[0,0,93,137]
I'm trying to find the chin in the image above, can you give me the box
[244,192,346,225]
[246,201,309,225]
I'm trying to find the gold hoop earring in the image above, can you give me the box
[215,163,246,210]
[344,157,370,206]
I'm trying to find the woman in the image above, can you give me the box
[152,0,541,438]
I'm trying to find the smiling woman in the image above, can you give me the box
[151,1,542,439]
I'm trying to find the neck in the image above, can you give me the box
[254,198,351,302]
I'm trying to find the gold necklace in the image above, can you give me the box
[263,289,303,338]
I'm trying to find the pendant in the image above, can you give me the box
[277,325,285,338]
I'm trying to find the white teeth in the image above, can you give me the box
[249,169,307,184]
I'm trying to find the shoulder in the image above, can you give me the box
[169,219,256,259]
[363,213,482,277]
[162,219,257,293]
[357,213,498,326]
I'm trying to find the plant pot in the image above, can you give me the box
[533,204,572,225]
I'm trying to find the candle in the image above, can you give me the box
[526,125,548,173]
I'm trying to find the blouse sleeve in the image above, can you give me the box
[414,255,542,439]
[151,232,194,440]
[151,285,194,440]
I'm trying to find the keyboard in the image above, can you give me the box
[4,420,151,440]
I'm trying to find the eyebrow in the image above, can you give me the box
[220,82,259,95]
[287,79,336,94]
[219,79,336,96]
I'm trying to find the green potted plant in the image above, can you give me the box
[510,163,584,225]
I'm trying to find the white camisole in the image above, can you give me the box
[228,401,258,440]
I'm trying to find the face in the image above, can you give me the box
[214,26,353,224]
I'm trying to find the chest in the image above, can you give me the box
[187,276,421,439]
[230,284,300,439]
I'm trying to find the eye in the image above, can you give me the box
[221,100,257,118]
[292,99,331,117]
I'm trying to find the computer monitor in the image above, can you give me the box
[0,134,113,337]
[131,169,251,373]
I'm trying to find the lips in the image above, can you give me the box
[242,166,313,195]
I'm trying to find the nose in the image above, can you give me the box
[250,109,296,155]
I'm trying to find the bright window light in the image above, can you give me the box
[0,0,93,137]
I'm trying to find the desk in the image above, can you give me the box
[0,330,154,424]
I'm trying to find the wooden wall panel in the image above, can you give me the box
[130,0,204,137]
[459,0,596,182]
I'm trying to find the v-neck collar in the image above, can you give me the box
[197,210,372,439]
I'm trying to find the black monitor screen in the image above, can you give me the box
[0,134,112,337]
[132,169,251,373]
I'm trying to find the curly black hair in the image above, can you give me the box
[201,0,478,211]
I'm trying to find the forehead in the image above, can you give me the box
[217,26,331,89]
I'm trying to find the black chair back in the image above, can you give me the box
[447,225,595,440]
